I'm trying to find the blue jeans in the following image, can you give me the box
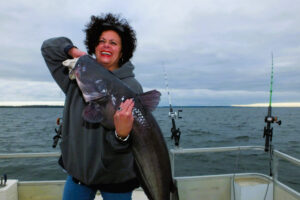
[63,176,132,200]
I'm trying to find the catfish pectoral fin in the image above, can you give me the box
[82,102,103,123]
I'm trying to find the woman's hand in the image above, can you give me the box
[114,99,134,139]
[68,47,87,58]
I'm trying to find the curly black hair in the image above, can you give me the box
[84,13,137,66]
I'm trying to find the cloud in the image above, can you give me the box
[0,0,300,106]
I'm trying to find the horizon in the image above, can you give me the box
[1,101,300,107]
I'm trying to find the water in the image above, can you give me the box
[0,107,299,191]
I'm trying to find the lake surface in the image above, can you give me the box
[0,106,299,191]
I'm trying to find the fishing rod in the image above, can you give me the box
[163,65,182,146]
[263,53,281,176]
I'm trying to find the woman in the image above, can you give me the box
[41,13,142,200]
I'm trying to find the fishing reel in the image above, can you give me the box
[263,115,281,152]
[168,109,182,119]
[264,116,281,125]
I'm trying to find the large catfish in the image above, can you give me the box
[65,55,179,200]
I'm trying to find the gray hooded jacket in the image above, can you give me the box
[41,37,143,188]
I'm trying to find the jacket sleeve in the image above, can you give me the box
[41,37,74,93]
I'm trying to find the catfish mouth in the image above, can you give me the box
[82,92,110,104]
[83,92,105,102]
[74,65,86,79]
[74,68,80,77]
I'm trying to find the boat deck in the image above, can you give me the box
[94,189,147,200]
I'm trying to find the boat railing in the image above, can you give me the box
[1,146,299,192]
[1,145,299,174]
[170,145,300,193]
[0,152,60,159]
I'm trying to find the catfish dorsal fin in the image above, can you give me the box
[139,90,161,112]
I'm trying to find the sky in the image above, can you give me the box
[0,0,299,106]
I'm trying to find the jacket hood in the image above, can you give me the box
[112,61,135,79]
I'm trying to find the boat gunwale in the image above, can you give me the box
[1,145,299,198]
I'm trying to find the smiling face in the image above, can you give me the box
[95,30,122,71]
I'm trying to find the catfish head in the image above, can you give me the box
[74,61,119,129]
[68,55,161,130]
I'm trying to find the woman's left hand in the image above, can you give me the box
[114,99,134,138]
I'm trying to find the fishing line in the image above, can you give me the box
[269,53,274,109]
[163,64,172,109]
[263,182,270,200]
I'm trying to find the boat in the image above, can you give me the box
[1,145,299,200]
